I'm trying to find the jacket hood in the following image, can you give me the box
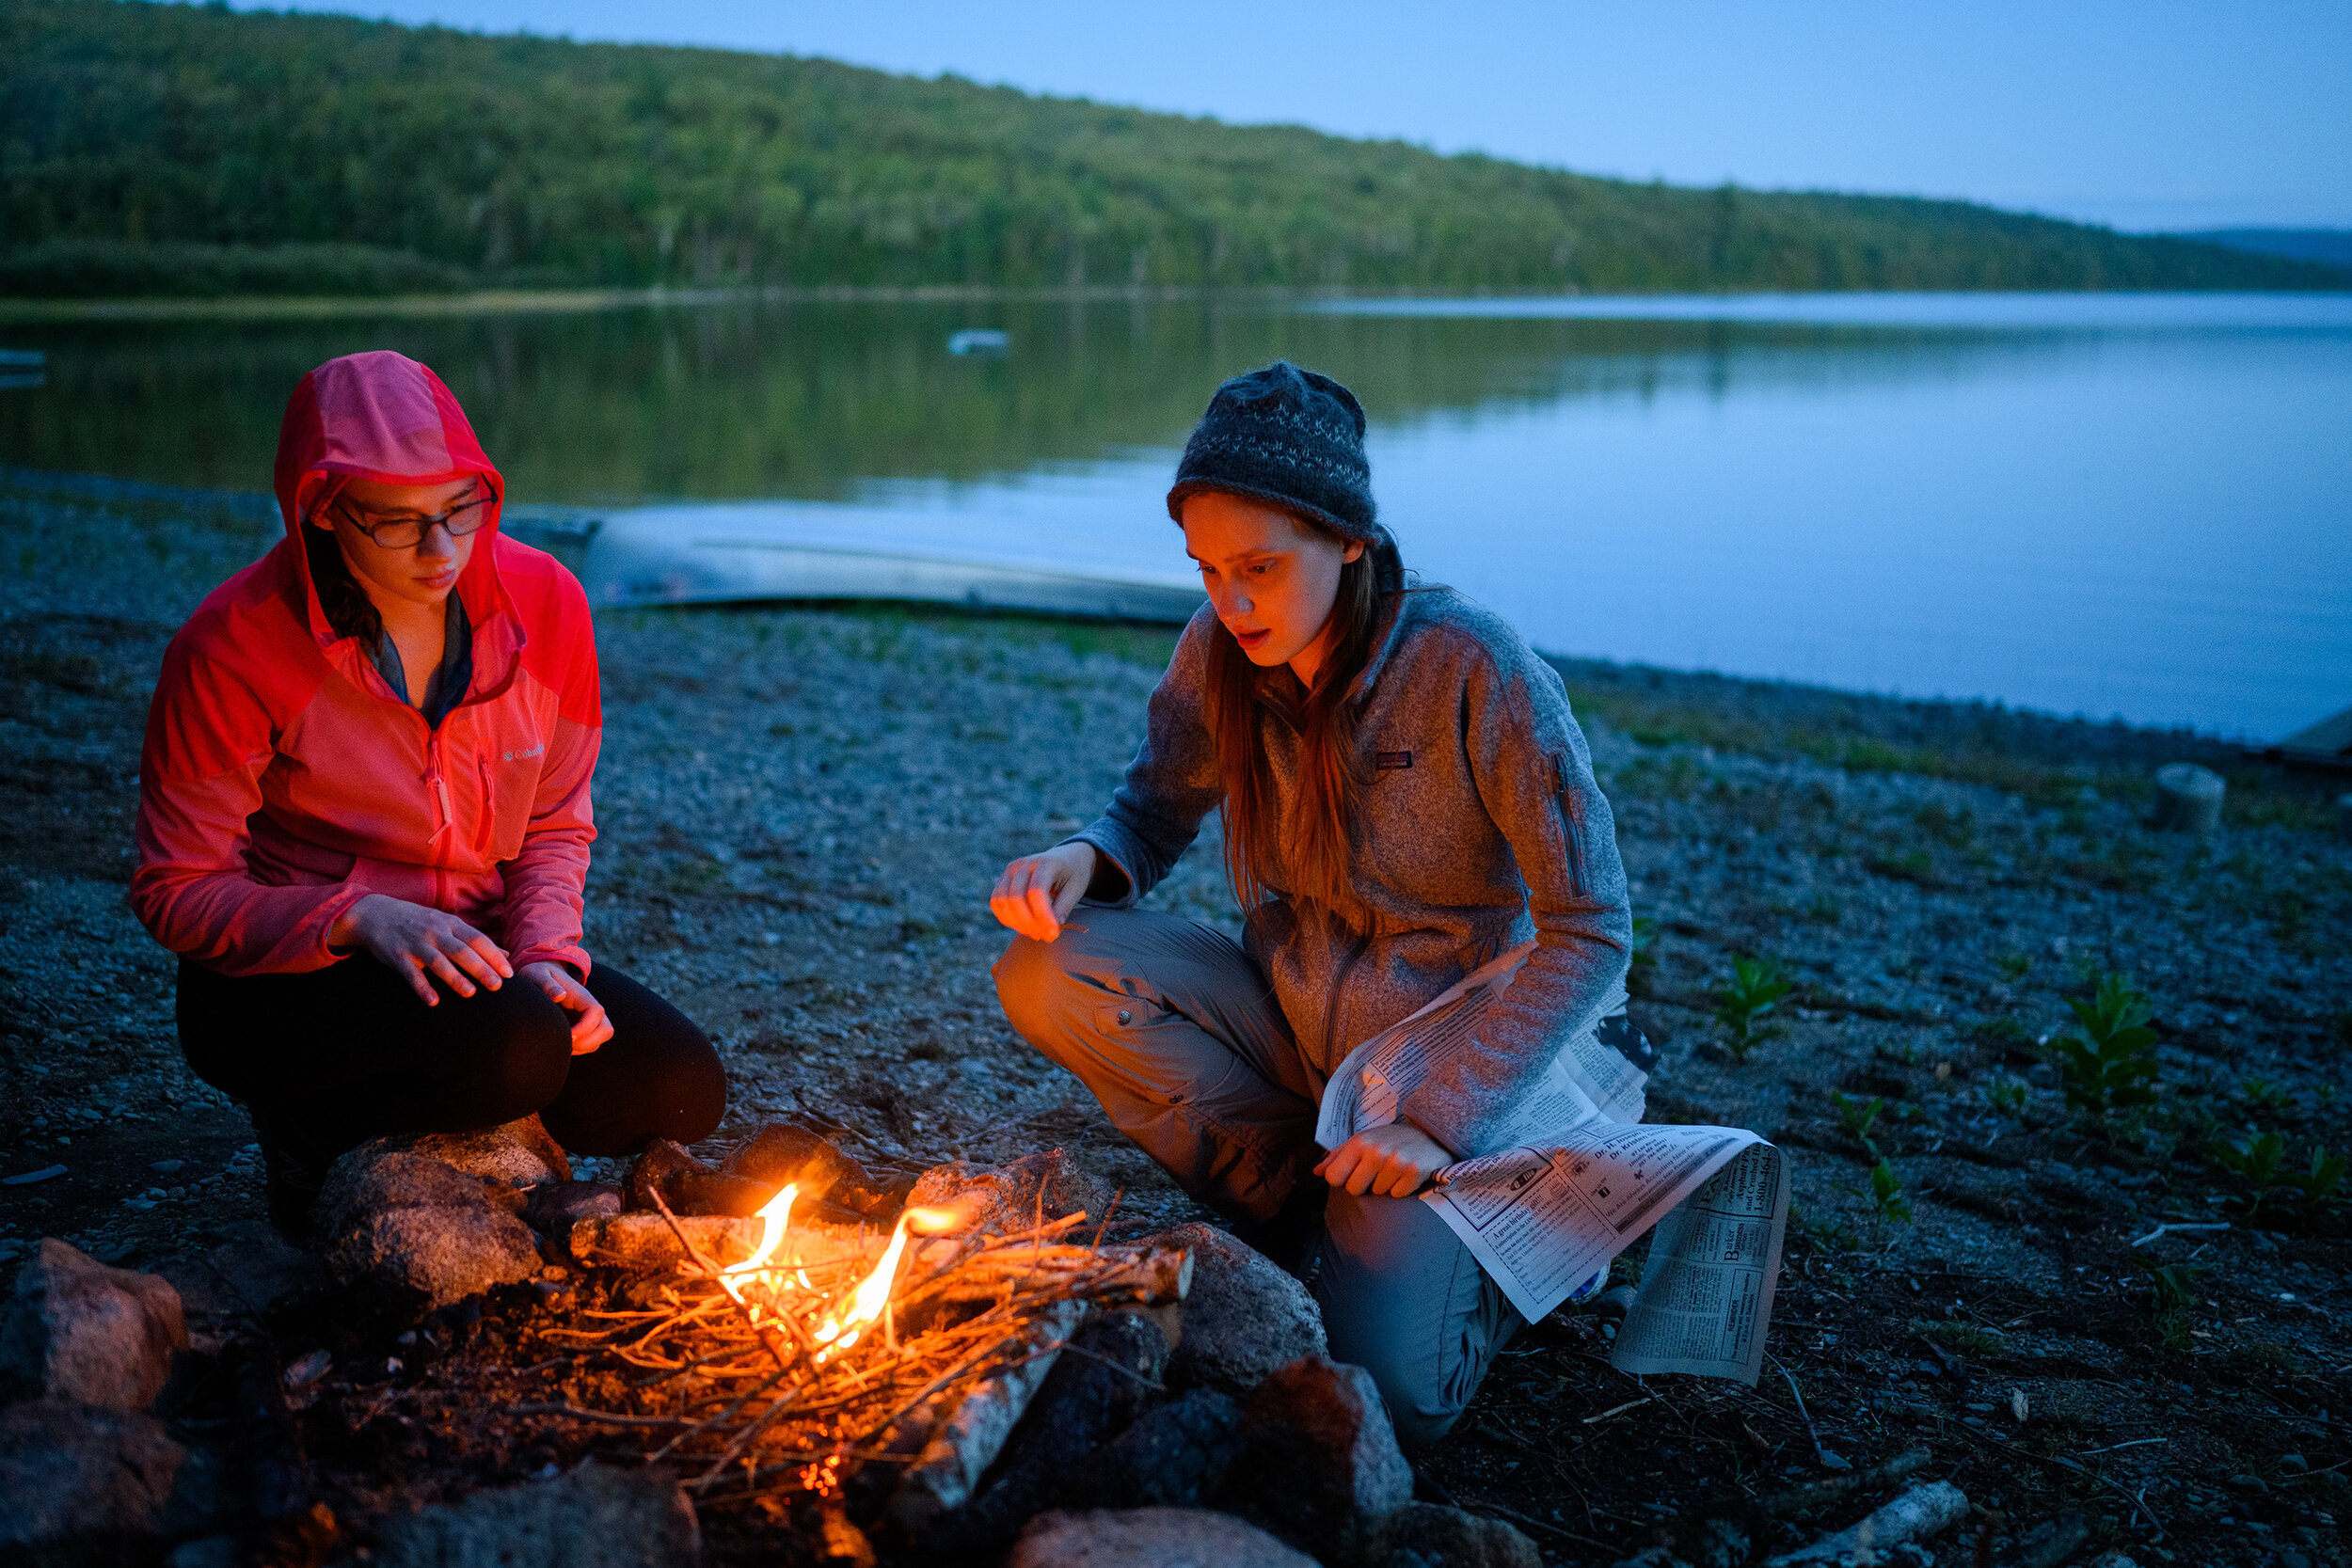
[272,350,509,645]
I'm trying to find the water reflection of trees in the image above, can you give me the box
[0,302,2101,503]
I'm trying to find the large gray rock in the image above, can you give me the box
[722,1121,914,1221]
[2151,762,2225,834]
[0,1402,230,1560]
[939,1309,1173,1552]
[1083,1388,1245,1511]
[315,1151,541,1308]
[1011,1508,1318,1568]
[374,1465,699,1568]
[907,1149,1110,1238]
[1149,1223,1327,1392]
[1237,1356,1414,1563]
[2,1238,188,1408]
[391,1116,571,1189]
[1378,1502,1541,1568]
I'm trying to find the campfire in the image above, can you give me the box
[532,1150,1191,1535]
[9,1115,1539,1568]
[397,1124,1202,1554]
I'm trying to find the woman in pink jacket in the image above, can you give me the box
[133,350,724,1233]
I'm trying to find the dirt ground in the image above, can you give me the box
[2,468,2347,1565]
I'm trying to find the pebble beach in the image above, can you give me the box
[2,466,2347,1562]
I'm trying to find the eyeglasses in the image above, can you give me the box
[332,492,493,550]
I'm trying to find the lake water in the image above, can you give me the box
[4,291,2347,739]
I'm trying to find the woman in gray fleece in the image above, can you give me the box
[991,361,1633,1444]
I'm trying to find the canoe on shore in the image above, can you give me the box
[506,506,1205,624]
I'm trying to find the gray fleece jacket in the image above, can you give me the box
[1073,586,1633,1158]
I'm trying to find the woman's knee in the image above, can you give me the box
[443,984,574,1127]
[1312,1192,1515,1448]
[644,1032,727,1147]
[543,970,727,1155]
[992,931,1095,1059]
[1318,1297,1470,1447]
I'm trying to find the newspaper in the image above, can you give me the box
[1314,942,1788,1385]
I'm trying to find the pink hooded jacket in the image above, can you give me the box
[131,351,601,978]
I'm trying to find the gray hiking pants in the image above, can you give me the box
[993,905,1523,1445]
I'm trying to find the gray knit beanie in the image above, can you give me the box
[1166,362,1401,586]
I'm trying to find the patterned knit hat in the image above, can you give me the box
[1167,361,1381,546]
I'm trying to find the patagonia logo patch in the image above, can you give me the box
[1375,750,1413,770]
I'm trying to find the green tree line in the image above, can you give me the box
[5,0,2343,298]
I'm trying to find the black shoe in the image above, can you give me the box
[249,1107,338,1243]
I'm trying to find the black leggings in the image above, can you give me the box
[177,956,727,1158]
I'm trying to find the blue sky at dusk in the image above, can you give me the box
[229,0,2351,231]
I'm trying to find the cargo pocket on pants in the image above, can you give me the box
[1090,996,1251,1112]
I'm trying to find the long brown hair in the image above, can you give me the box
[1202,525,1399,931]
[304,507,385,648]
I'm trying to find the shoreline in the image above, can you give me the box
[7,279,2352,326]
[0,463,2317,774]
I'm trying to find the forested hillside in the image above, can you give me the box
[5,0,2343,298]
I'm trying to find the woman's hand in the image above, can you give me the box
[520,960,613,1054]
[990,841,1098,942]
[333,893,513,1005]
[1312,1122,1454,1198]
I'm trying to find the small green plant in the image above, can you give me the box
[1912,1319,2002,1359]
[1867,1158,1913,1224]
[1973,1015,2029,1049]
[2050,972,2160,1123]
[2294,1146,2347,1208]
[2132,1256,2206,1348]
[1994,950,2033,983]
[2211,1131,2290,1221]
[1804,892,1843,926]
[2236,1076,2294,1119]
[1629,916,1660,976]
[1832,1090,1885,1148]
[2208,1133,2340,1221]
[2137,1258,2201,1311]
[1985,1072,2029,1117]
[2235,1339,2300,1375]
[1796,1206,1862,1253]
[1714,955,1793,1062]
[1867,847,1935,884]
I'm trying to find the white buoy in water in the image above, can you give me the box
[946,329,1009,356]
[2151,763,2225,834]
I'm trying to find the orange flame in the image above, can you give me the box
[723,1183,799,1278]
[811,1207,956,1360]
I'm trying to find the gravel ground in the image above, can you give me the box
[2,467,2346,1565]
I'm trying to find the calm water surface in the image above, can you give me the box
[4,293,2346,738]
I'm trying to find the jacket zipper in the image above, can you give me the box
[425,731,452,909]
[1552,755,1589,899]
[1318,927,1373,1068]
